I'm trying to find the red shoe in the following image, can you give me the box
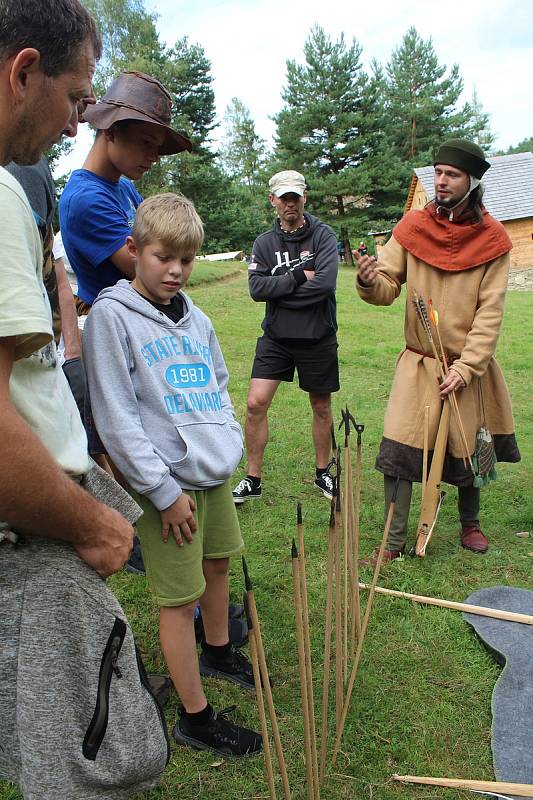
[460,525,489,553]
[359,548,403,568]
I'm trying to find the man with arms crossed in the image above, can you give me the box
[233,170,339,503]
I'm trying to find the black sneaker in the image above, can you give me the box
[125,535,146,575]
[173,705,262,757]
[199,644,255,690]
[232,477,261,504]
[314,470,335,500]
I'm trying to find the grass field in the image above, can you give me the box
[2,267,531,800]
[184,259,245,287]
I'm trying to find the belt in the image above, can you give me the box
[405,345,459,362]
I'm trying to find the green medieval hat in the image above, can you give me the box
[434,138,491,179]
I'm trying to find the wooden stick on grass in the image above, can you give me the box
[243,558,291,800]
[340,412,351,684]
[393,774,533,796]
[296,504,320,800]
[358,583,533,626]
[350,421,364,655]
[248,624,277,799]
[332,477,400,764]
[333,457,343,731]
[319,502,336,783]
[291,540,315,800]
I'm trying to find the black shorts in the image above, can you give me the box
[251,335,339,393]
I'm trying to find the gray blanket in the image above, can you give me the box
[463,586,533,800]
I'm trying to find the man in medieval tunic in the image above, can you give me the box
[356,139,520,563]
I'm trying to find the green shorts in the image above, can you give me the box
[133,481,243,607]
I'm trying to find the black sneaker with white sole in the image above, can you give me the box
[199,644,255,689]
[232,477,262,504]
[314,470,335,500]
[173,705,262,757]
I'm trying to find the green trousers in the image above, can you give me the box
[384,475,480,552]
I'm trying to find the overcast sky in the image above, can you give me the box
[55,0,532,176]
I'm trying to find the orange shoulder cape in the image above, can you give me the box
[393,205,512,271]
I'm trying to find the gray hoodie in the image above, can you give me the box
[83,280,243,510]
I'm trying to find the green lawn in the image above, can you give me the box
[2,267,531,800]
[186,258,245,287]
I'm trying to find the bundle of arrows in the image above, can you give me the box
[412,289,474,557]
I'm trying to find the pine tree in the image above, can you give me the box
[466,87,495,154]
[219,98,267,189]
[273,25,378,220]
[384,26,472,164]
[505,136,533,154]
[163,38,217,152]
[84,0,162,96]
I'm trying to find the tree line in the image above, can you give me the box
[54,0,530,254]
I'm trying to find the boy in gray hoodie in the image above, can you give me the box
[84,193,261,757]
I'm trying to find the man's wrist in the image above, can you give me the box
[357,275,373,289]
[292,267,307,286]
[63,348,82,361]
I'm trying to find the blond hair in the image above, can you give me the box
[132,192,204,254]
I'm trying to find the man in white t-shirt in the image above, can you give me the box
[0,1,139,796]
[0,0,132,580]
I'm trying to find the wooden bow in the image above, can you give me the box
[412,290,455,557]
[414,399,449,556]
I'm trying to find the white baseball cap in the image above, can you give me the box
[268,170,306,197]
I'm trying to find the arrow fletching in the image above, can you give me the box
[412,289,433,343]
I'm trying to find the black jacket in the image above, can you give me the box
[248,213,338,340]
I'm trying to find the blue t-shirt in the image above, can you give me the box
[59,169,143,305]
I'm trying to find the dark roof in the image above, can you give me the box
[414,152,533,222]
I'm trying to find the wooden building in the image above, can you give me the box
[405,152,533,271]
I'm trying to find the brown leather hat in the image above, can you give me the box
[83,71,192,155]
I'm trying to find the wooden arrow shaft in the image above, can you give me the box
[393,774,533,796]
[249,633,277,799]
[297,523,320,800]
[248,592,292,800]
[292,556,315,800]
[358,583,533,626]
[334,507,343,729]
[332,492,397,763]
[351,444,362,644]
[319,522,335,783]
[434,321,473,471]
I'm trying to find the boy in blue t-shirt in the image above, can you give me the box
[84,193,262,757]
[59,71,191,312]
[59,71,193,572]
